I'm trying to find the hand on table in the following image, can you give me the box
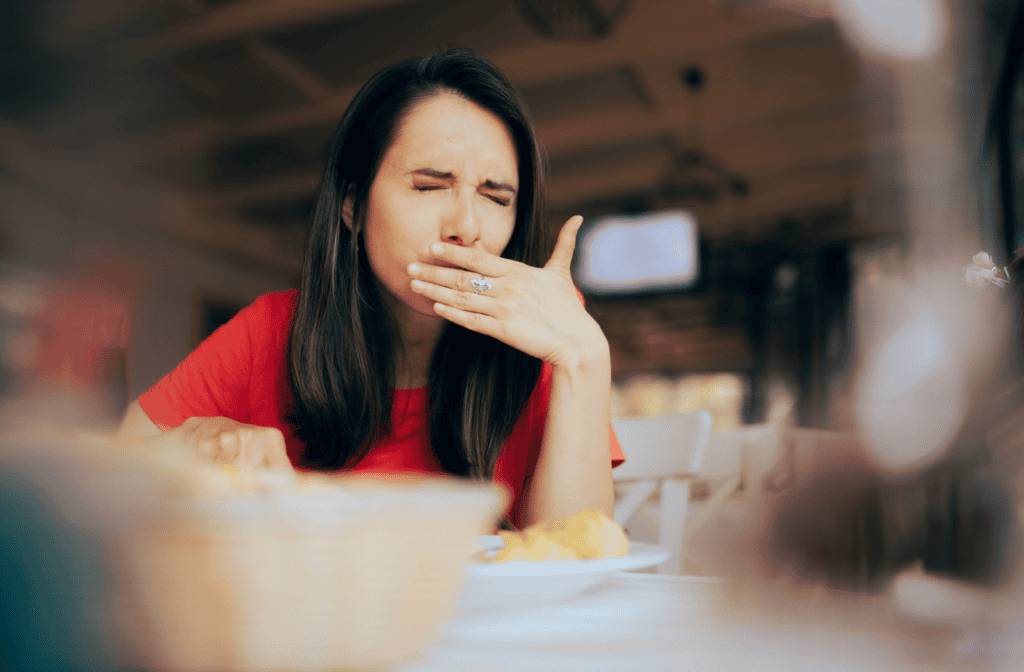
[407,215,607,369]
[173,416,293,471]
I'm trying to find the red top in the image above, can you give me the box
[139,290,623,527]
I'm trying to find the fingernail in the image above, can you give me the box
[408,263,421,275]
[431,243,444,255]
[411,279,425,291]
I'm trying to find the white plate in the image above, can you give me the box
[457,536,669,611]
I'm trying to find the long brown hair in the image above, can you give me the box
[288,49,547,477]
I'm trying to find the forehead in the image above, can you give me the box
[386,92,519,181]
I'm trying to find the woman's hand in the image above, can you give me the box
[408,215,614,522]
[156,417,293,471]
[407,215,607,369]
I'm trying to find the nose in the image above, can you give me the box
[440,188,480,247]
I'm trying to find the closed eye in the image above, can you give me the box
[414,184,444,192]
[486,194,512,207]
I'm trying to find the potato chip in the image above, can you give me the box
[490,510,628,562]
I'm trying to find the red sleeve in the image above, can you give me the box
[610,425,625,467]
[138,294,270,430]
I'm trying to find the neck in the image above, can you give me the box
[386,293,447,390]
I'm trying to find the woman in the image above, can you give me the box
[117,49,622,528]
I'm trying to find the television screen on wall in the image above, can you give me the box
[573,210,700,296]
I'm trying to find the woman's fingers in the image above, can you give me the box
[258,428,292,471]
[544,215,583,273]
[429,241,509,277]
[181,417,293,472]
[233,428,263,470]
[408,262,497,295]
[410,277,499,316]
[431,301,503,339]
[219,430,244,465]
[194,436,218,463]
[228,426,292,471]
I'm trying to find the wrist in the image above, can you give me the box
[551,336,611,382]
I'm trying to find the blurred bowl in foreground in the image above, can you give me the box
[114,476,503,672]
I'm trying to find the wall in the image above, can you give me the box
[0,175,296,402]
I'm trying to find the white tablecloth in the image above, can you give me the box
[404,571,726,672]
[403,571,977,672]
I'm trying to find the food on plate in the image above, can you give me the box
[490,510,629,562]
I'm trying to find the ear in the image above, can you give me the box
[341,191,355,231]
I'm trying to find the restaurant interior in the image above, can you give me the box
[3,0,1024,670]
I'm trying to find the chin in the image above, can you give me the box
[406,294,444,318]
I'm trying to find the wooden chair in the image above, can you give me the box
[612,410,713,574]
[679,423,783,560]
[780,427,861,482]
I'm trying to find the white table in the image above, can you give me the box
[405,571,728,672]
[404,572,985,672]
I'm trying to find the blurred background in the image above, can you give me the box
[0,0,1017,431]
[0,0,962,423]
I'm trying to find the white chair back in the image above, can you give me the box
[612,410,712,575]
[704,423,782,496]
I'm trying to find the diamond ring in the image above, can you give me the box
[471,275,492,295]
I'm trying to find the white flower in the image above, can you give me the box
[973,252,995,267]
[965,251,1008,288]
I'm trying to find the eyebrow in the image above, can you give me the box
[409,168,517,194]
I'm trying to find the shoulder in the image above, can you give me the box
[215,288,299,352]
[236,290,299,330]
[228,290,298,351]
[248,289,299,320]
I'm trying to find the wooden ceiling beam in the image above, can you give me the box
[545,127,880,212]
[537,69,867,158]
[166,0,207,16]
[547,155,672,208]
[706,116,872,176]
[694,175,875,242]
[131,0,427,56]
[205,170,323,209]
[115,61,860,165]
[245,38,332,103]
[551,167,865,224]
[0,120,303,275]
[169,65,228,104]
[110,2,827,161]
[489,0,820,85]
[166,0,332,104]
[548,163,874,245]
[48,0,171,46]
[111,85,361,162]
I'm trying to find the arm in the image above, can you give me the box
[116,293,293,471]
[408,215,615,525]
[116,400,161,443]
[528,342,614,523]
[116,401,292,470]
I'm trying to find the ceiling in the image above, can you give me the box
[7,0,901,377]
